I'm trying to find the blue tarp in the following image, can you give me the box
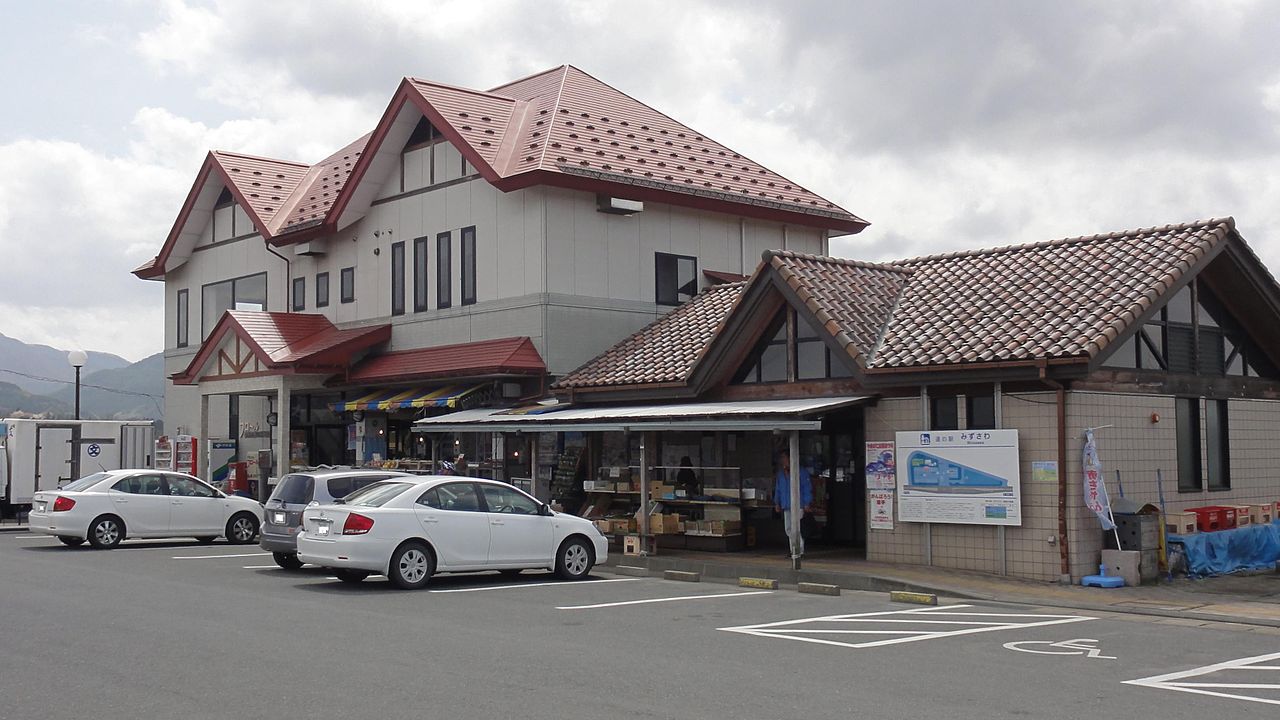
[1169,519,1280,577]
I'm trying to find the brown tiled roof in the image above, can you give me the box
[553,282,745,389]
[872,217,1234,367]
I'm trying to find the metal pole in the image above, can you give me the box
[789,429,801,570]
[638,431,651,555]
[74,366,81,420]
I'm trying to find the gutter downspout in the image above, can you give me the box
[1039,360,1070,583]
[264,238,292,312]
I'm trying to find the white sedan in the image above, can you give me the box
[297,476,608,589]
[28,470,264,549]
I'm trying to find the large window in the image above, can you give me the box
[461,225,476,306]
[930,396,959,431]
[656,252,698,305]
[176,289,189,348]
[316,272,329,308]
[292,277,305,312]
[966,393,996,429]
[437,232,452,309]
[733,312,788,384]
[413,236,429,312]
[794,316,852,380]
[1205,399,1230,491]
[340,267,355,304]
[1176,397,1202,492]
[735,310,853,384]
[391,241,405,316]
[201,272,267,338]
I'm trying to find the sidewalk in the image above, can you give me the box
[605,547,1280,628]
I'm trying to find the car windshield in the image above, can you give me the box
[342,481,413,508]
[271,474,315,504]
[61,472,113,492]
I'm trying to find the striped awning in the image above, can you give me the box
[331,384,484,412]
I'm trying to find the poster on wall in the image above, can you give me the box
[864,441,897,490]
[894,430,1022,526]
[869,490,895,529]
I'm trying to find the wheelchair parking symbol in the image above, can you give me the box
[1003,638,1114,660]
[87,444,101,458]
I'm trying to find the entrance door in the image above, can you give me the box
[821,410,866,551]
[36,426,75,491]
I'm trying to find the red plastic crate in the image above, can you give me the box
[1187,505,1236,532]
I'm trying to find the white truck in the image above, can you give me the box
[0,419,155,515]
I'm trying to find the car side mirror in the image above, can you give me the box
[540,503,553,517]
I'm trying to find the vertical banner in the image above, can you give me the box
[864,441,897,490]
[1082,430,1115,530]
[869,490,895,529]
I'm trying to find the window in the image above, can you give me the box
[432,482,482,512]
[326,475,384,500]
[201,272,267,338]
[167,476,215,497]
[340,267,355,303]
[391,241,405,316]
[437,232,452,309]
[793,315,852,380]
[461,226,476,306]
[413,236,429,312]
[966,393,996,429]
[1205,399,1230,490]
[316,272,329,308]
[930,396,959,430]
[416,487,442,508]
[113,475,167,496]
[176,289,189,348]
[480,484,540,514]
[292,276,305,311]
[274,474,316,504]
[656,252,698,305]
[733,311,788,384]
[1176,397,1202,492]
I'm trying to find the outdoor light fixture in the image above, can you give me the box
[67,349,87,420]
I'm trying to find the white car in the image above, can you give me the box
[296,476,608,589]
[28,470,264,549]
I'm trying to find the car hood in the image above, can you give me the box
[225,495,264,516]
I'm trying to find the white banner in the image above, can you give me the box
[895,430,1022,526]
[869,490,894,529]
[1082,430,1115,530]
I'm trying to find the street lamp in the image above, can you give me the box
[67,349,87,420]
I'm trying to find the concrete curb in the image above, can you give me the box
[0,525,29,533]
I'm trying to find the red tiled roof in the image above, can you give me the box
[703,269,748,284]
[278,133,371,233]
[553,282,745,389]
[341,337,546,385]
[171,311,390,385]
[212,151,310,231]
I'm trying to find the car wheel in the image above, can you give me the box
[388,542,434,590]
[87,516,124,549]
[195,536,216,545]
[57,536,85,547]
[334,569,369,584]
[225,513,259,544]
[555,537,593,580]
[273,551,303,570]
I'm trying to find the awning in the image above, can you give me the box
[412,396,871,433]
[332,384,484,412]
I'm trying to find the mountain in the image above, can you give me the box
[47,352,165,420]
[0,332,130,396]
[0,380,72,418]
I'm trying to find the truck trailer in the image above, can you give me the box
[0,419,154,515]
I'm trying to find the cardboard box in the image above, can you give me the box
[1250,504,1273,525]
[593,519,612,533]
[1234,505,1253,527]
[709,520,743,536]
[1165,511,1197,536]
[623,534,641,556]
[615,482,631,493]
[610,519,636,535]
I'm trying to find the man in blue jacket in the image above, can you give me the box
[774,448,812,556]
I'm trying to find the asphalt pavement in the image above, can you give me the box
[1,532,1278,719]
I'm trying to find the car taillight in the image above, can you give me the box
[343,513,374,535]
[52,496,76,512]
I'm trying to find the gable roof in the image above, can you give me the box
[171,311,390,385]
[553,217,1272,393]
[339,337,546,386]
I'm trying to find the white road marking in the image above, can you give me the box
[429,578,640,593]
[558,590,772,610]
[242,565,279,569]
[1003,638,1115,660]
[172,552,270,560]
[1125,651,1280,706]
[12,534,57,539]
[720,604,1095,649]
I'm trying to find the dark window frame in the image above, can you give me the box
[340,267,355,304]
[390,240,405,316]
[413,236,429,312]
[292,276,305,312]
[1205,398,1230,491]
[200,271,268,338]
[965,393,996,430]
[461,225,476,306]
[655,251,698,306]
[437,231,452,309]
[930,396,959,431]
[176,289,189,348]
[1176,397,1203,492]
[316,272,329,308]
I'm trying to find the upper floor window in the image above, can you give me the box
[316,272,329,308]
[340,267,355,304]
[461,226,477,306]
[437,232,452,309]
[176,289,189,348]
[391,241,405,316]
[201,272,266,338]
[656,252,697,306]
[733,311,789,384]
[413,236,429,312]
[929,396,959,431]
[966,392,996,429]
[292,277,305,312]
[734,309,854,384]
[795,316,853,380]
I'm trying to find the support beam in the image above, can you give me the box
[789,429,801,570]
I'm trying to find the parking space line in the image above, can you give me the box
[557,590,772,610]
[1125,651,1280,706]
[12,535,56,539]
[428,578,640,593]
[172,552,269,560]
[242,565,278,569]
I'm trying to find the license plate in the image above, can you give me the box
[316,522,330,537]
[272,512,286,525]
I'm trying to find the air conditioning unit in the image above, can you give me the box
[294,241,326,256]
[597,195,643,215]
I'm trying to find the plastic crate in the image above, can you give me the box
[1187,506,1236,532]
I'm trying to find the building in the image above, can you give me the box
[132,65,866,485]
[419,217,1280,582]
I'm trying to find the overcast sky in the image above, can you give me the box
[3,0,1279,362]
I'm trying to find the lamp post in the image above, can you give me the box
[67,350,87,420]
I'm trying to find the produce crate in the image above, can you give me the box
[1164,511,1197,536]
[1249,504,1273,525]
[1233,505,1252,527]
[1186,506,1235,532]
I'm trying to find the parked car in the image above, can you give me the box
[260,468,414,569]
[28,470,263,549]
[296,476,608,589]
